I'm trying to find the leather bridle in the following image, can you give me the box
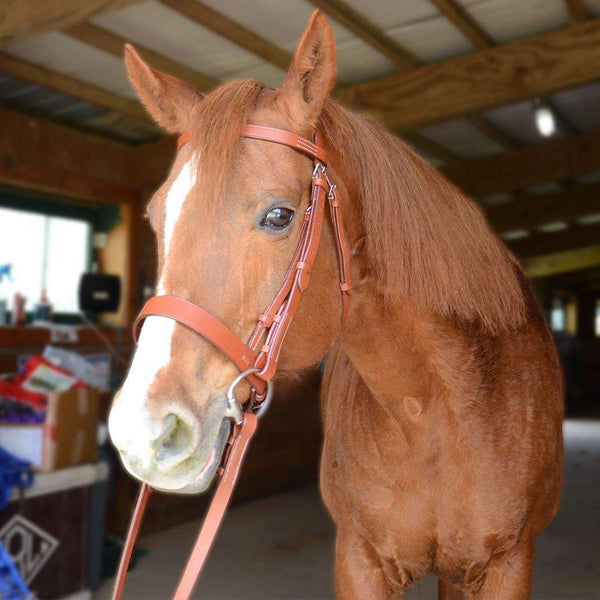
[112,124,352,600]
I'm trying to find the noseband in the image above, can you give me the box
[112,125,352,600]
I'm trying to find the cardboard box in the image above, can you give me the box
[0,387,99,472]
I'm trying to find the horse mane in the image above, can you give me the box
[188,80,527,335]
[319,101,527,335]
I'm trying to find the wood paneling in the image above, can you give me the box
[0,0,141,47]
[0,106,141,200]
[338,21,600,131]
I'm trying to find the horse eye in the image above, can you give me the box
[261,206,295,230]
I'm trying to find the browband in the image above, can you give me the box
[177,124,328,163]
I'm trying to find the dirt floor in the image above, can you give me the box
[95,419,600,599]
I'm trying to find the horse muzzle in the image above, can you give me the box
[109,395,232,494]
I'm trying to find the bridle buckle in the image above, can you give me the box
[225,368,274,424]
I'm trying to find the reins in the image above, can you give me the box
[112,124,352,600]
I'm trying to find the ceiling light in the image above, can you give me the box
[533,99,556,137]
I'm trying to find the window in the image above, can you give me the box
[0,207,91,313]
[550,294,576,335]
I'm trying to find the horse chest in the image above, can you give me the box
[321,385,525,571]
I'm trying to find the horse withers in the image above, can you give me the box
[108,11,564,599]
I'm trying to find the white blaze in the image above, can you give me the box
[109,158,197,459]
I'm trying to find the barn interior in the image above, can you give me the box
[0,0,599,598]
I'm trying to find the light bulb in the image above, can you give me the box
[534,104,556,137]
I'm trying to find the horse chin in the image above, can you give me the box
[118,419,231,495]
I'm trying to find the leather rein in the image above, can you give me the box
[112,124,352,600]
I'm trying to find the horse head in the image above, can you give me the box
[108,12,349,493]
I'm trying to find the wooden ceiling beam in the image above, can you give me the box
[510,224,600,258]
[0,52,148,121]
[0,0,142,47]
[427,0,494,49]
[522,246,600,278]
[64,22,219,92]
[487,182,600,233]
[467,114,520,149]
[564,0,589,22]
[443,128,600,197]
[402,132,459,165]
[307,0,419,69]
[338,20,600,132]
[311,1,517,152]
[159,0,292,70]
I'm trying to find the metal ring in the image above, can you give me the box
[225,368,274,424]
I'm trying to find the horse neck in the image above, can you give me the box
[337,284,436,414]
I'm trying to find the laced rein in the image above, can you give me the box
[112,124,352,600]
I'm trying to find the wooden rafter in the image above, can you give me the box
[0,0,142,47]
[403,132,458,165]
[339,21,600,132]
[522,247,600,278]
[467,115,520,149]
[427,0,494,49]
[564,0,589,22]
[64,22,219,92]
[487,182,600,233]
[159,0,292,70]
[443,128,600,197]
[510,224,600,258]
[0,52,148,121]
[312,0,515,149]
[307,0,419,69]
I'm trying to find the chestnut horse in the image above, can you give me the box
[108,11,564,599]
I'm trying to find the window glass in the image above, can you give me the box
[550,298,566,332]
[0,207,90,313]
[46,216,90,312]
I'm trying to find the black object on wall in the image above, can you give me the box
[78,274,121,314]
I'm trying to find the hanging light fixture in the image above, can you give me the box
[533,98,556,137]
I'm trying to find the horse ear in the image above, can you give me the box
[124,44,203,133]
[278,10,336,131]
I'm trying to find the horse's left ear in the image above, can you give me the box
[278,10,336,131]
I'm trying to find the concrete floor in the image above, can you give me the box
[96,420,600,599]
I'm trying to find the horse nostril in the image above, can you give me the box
[151,413,195,470]
[153,413,178,446]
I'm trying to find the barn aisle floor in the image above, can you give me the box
[95,419,600,599]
